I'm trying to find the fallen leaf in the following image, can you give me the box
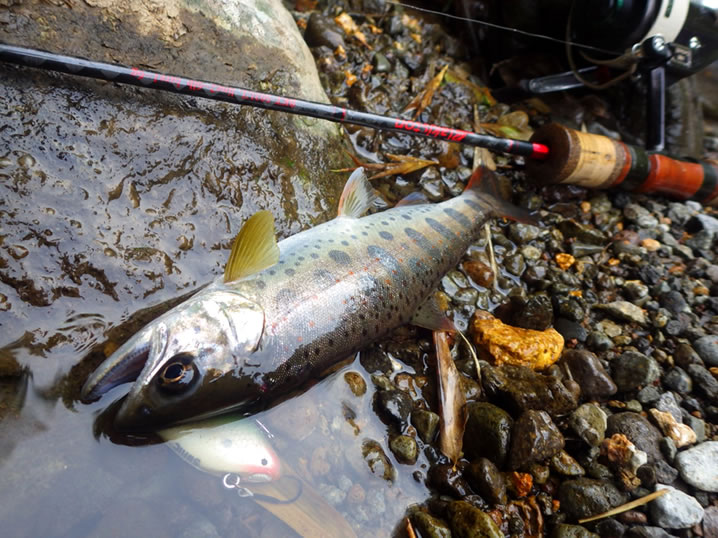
[555,253,575,270]
[434,330,467,466]
[344,70,357,87]
[445,69,496,106]
[471,313,564,370]
[334,12,371,49]
[294,0,317,11]
[404,64,449,120]
[335,153,439,180]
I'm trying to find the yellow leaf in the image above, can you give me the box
[434,330,466,466]
[404,64,449,120]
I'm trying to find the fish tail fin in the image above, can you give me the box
[464,166,536,224]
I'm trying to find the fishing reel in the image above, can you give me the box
[463,0,718,154]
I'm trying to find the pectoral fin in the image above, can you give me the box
[224,211,280,282]
[337,168,378,218]
[411,292,456,332]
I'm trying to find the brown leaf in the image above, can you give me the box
[434,330,467,466]
[445,69,496,106]
[404,64,448,120]
[294,0,317,11]
[334,12,372,49]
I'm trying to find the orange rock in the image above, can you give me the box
[471,315,564,370]
[508,472,533,498]
[640,238,661,251]
[555,253,575,270]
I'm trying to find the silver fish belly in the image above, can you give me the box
[82,167,520,430]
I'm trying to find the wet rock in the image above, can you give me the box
[686,364,718,403]
[674,441,718,491]
[305,13,345,49]
[649,484,704,529]
[411,409,440,443]
[466,458,507,505]
[509,410,564,470]
[343,371,367,396]
[482,364,578,417]
[654,392,682,422]
[625,526,676,538]
[447,500,503,538]
[569,403,607,447]
[463,402,513,467]
[659,437,677,463]
[389,435,418,465]
[611,350,660,392]
[703,506,718,538]
[551,524,599,538]
[550,450,585,476]
[511,293,553,331]
[428,464,472,498]
[559,349,617,398]
[694,335,718,366]
[624,203,658,228]
[375,389,413,425]
[463,259,494,288]
[558,478,628,521]
[606,412,663,464]
[594,518,625,537]
[411,511,451,538]
[662,367,692,394]
[586,331,614,351]
[674,343,704,369]
[659,291,689,315]
[554,317,588,342]
[558,219,608,245]
[594,301,647,325]
[361,440,396,482]
[508,222,540,244]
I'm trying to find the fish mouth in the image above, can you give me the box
[80,327,153,403]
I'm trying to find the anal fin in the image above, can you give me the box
[411,292,456,332]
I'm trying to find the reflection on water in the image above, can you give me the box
[0,336,433,537]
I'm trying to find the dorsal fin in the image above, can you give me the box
[337,168,378,218]
[465,166,537,224]
[396,191,429,207]
[224,210,280,282]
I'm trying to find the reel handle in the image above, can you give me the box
[526,123,718,206]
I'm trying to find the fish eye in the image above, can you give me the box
[261,458,268,466]
[157,353,197,394]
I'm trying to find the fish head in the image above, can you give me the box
[113,289,266,431]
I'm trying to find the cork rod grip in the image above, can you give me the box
[526,123,718,206]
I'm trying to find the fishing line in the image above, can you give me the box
[383,0,625,57]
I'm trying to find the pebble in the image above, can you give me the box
[674,441,718,492]
[343,371,367,396]
[508,410,565,470]
[447,500,503,538]
[375,389,413,425]
[648,409,696,448]
[595,301,647,325]
[481,364,578,417]
[411,409,440,443]
[551,524,599,538]
[466,458,507,505]
[662,367,692,394]
[654,392,682,422]
[554,317,588,342]
[550,450,585,476]
[606,412,664,463]
[510,293,554,331]
[686,363,718,403]
[569,403,607,446]
[411,511,451,538]
[659,290,689,315]
[623,203,658,228]
[317,483,346,506]
[594,518,625,537]
[659,437,677,463]
[625,525,677,538]
[463,402,513,467]
[361,440,396,482]
[703,506,718,538]
[560,349,617,398]
[428,464,472,498]
[649,484,704,529]
[389,435,418,464]
[611,350,661,392]
[558,478,628,521]
[694,335,718,366]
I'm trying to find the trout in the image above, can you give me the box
[82,167,528,430]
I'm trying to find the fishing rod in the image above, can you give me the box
[1,43,717,206]
[0,43,546,160]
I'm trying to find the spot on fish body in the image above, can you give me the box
[329,250,352,265]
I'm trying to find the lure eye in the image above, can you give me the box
[157,354,197,394]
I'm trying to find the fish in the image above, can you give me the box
[81,166,529,430]
[159,415,280,482]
